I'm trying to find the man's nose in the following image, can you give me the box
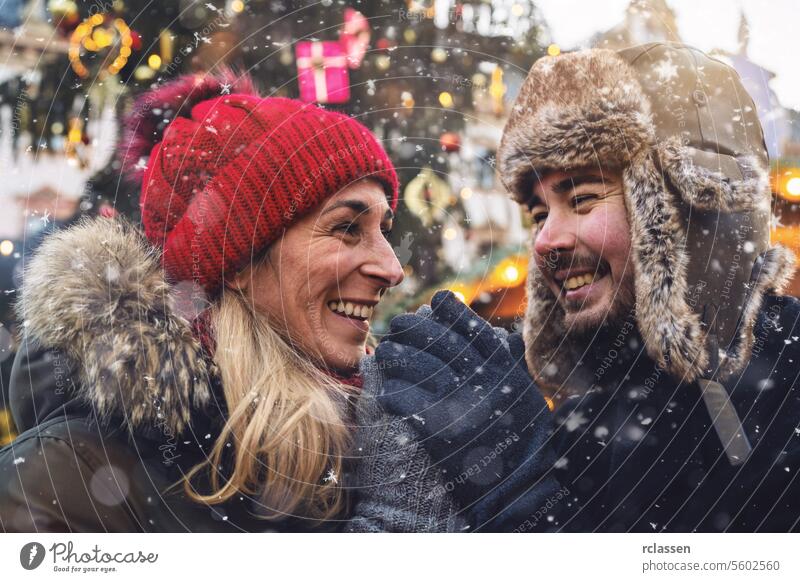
[533,211,577,258]
[361,235,405,288]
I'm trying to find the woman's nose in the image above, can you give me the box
[360,235,405,288]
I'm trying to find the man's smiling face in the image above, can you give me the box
[526,168,636,335]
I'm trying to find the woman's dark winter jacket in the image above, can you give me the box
[0,338,295,532]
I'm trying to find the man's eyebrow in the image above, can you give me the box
[551,175,607,195]
[526,192,544,209]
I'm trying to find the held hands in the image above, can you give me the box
[374,290,563,530]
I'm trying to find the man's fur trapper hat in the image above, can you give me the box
[497,42,795,388]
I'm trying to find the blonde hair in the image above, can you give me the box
[179,289,356,523]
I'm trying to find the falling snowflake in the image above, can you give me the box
[194,32,211,46]
[39,210,51,226]
[626,425,646,441]
[13,457,25,465]
[654,57,678,82]
[105,264,120,282]
[564,411,588,432]
[537,57,555,75]
[205,125,218,134]
[323,469,338,484]
[220,82,232,95]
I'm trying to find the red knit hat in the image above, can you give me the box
[121,71,398,296]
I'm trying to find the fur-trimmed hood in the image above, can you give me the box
[497,43,795,388]
[14,217,213,437]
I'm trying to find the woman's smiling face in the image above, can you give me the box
[232,179,404,374]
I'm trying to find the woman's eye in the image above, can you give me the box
[532,211,548,225]
[336,222,360,236]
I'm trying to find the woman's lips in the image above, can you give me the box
[327,300,374,319]
[327,300,372,333]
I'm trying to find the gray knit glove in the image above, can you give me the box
[346,354,467,532]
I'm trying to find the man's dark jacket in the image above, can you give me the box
[549,294,800,532]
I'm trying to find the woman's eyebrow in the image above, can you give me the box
[322,199,393,221]
[322,199,369,215]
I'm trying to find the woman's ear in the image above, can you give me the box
[227,264,252,293]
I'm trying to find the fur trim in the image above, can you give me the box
[624,150,709,381]
[657,139,771,214]
[16,217,212,436]
[498,50,654,202]
[718,244,796,379]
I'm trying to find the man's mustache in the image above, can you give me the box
[537,251,609,279]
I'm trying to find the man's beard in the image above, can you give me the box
[562,271,636,340]
[542,250,637,342]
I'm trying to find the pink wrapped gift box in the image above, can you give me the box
[296,41,350,104]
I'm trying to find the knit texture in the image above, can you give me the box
[123,73,398,296]
[346,355,465,532]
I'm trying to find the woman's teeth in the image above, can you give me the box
[564,273,597,291]
[328,301,374,320]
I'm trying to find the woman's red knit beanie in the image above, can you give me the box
[121,71,398,296]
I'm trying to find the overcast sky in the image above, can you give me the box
[535,0,800,110]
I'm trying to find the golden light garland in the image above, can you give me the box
[69,14,133,79]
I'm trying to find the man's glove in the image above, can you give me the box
[374,290,568,531]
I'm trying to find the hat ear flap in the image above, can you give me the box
[522,236,579,389]
[656,138,771,214]
[718,245,795,378]
[624,150,708,381]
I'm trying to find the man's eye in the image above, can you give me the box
[573,194,598,206]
